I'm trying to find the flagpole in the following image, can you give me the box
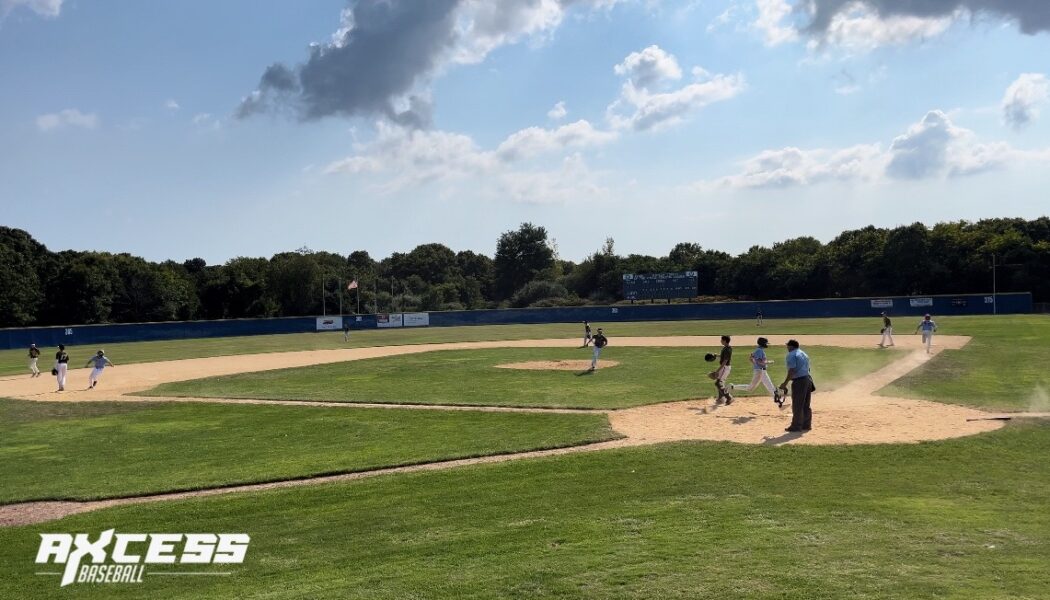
[374,279,378,314]
[357,285,361,314]
[321,278,326,316]
[338,278,343,316]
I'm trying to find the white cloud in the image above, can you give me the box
[1,0,62,18]
[705,144,886,189]
[36,109,98,132]
[164,99,181,111]
[547,100,568,120]
[606,45,746,131]
[192,113,222,130]
[323,121,610,203]
[698,109,1050,190]
[496,119,618,161]
[752,0,797,45]
[1002,73,1049,130]
[613,45,682,88]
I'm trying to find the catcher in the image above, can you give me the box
[704,335,734,404]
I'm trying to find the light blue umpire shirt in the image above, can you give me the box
[785,348,810,378]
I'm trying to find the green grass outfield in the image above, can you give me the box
[143,346,899,409]
[0,316,941,377]
[2,421,1047,599]
[0,399,616,503]
[5,315,1048,409]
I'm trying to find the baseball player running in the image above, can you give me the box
[85,350,115,388]
[581,321,593,347]
[729,337,783,407]
[878,312,895,348]
[588,328,608,371]
[915,314,938,354]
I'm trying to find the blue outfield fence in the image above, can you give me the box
[0,292,1033,350]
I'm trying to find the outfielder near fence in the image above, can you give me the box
[0,292,1033,350]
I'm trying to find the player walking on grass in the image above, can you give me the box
[28,343,40,377]
[85,350,114,389]
[588,328,607,371]
[878,312,895,348]
[582,321,593,347]
[756,308,763,327]
[713,335,733,404]
[54,344,69,391]
[915,314,938,354]
[779,339,815,432]
[729,337,782,406]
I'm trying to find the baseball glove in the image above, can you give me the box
[704,353,717,362]
[707,370,719,380]
[880,328,885,334]
[51,368,58,376]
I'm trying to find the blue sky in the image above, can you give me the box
[2,0,1049,265]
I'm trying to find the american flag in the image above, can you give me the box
[347,279,358,290]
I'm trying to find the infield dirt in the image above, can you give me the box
[0,334,1013,526]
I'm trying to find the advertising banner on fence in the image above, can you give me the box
[909,297,934,308]
[376,313,403,328]
[316,317,343,331]
[403,312,430,327]
[870,299,893,308]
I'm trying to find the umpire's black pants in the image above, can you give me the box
[789,376,815,430]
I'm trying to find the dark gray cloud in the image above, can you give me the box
[803,1,1050,35]
[237,0,461,125]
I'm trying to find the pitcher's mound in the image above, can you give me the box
[496,360,620,371]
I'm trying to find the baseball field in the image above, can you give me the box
[1,315,1049,598]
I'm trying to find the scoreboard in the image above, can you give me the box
[622,271,698,301]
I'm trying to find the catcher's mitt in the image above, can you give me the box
[704,353,717,362]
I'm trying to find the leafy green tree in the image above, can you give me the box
[0,227,46,326]
[494,223,554,299]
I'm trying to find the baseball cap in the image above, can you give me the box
[785,339,799,348]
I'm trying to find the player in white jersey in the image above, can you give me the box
[914,314,938,354]
[85,350,115,388]
[729,337,783,407]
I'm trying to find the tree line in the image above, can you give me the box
[1,217,1047,328]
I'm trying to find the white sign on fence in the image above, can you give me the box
[909,297,933,308]
[870,299,893,308]
[316,317,343,331]
[376,313,403,328]
[403,312,430,327]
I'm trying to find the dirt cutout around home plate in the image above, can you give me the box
[0,334,1026,527]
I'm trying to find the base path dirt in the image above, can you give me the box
[1,333,1022,527]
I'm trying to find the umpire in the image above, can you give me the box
[778,339,815,432]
